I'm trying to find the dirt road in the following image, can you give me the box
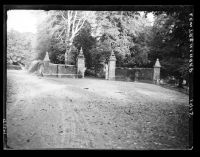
[6,70,189,149]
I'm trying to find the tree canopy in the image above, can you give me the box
[8,9,191,86]
[7,29,35,67]
[92,11,153,67]
[147,9,191,86]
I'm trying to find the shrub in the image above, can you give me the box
[85,69,95,77]
[28,60,43,73]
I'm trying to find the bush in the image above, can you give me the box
[28,60,43,73]
[7,64,22,70]
[85,69,95,77]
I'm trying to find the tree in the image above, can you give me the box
[33,10,95,65]
[47,10,93,64]
[90,11,152,67]
[7,29,35,67]
[73,21,96,68]
[148,9,191,87]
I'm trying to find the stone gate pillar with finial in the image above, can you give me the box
[108,50,116,80]
[153,58,161,84]
[44,51,50,66]
[41,51,50,75]
[77,47,85,78]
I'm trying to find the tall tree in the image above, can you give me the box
[73,21,96,68]
[90,11,152,67]
[47,10,93,64]
[148,9,191,86]
[7,29,35,67]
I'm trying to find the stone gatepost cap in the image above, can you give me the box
[78,47,84,57]
[80,47,83,54]
[154,58,161,67]
[109,50,116,60]
[44,52,50,61]
[111,50,115,56]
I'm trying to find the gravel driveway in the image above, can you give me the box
[6,70,189,150]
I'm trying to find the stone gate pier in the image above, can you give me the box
[107,50,116,80]
[105,55,161,84]
[40,48,86,78]
[77,47,86,78]
[153,58,161,84]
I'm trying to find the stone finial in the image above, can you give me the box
[44,52,50,62]
[79,47,83,55]
[77,47,85,78]
[154,58,161,68]
[109,50,116,61]
[78,47,84,59]
[111,50,115,56]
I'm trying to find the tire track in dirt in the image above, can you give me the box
[115,84,189,149]
[6,70,189,149]
[65,100,90,148]
[56,97,77,148]
[57,93,99,148]
[62,86,124,149]
[55,84,118,149]
[68,99,104,149]
[6,95,39,149]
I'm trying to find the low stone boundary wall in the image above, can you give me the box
[42,63,77,78]
[38,50,85,78]
[115,67,154,82]
[57,64,77,74]
[44,63,57,75]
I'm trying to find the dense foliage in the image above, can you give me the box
[147,9,191,86]
[91,11,152,67]
[7,29,35,67]
[34,10,93,64]
[8,8,191,86]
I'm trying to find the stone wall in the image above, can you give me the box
[58,64,77,74]
[115,67,154,82]
[42,62,77,78]
[45,63,58,75]
[39,50,84,78]
[57,64,77,78]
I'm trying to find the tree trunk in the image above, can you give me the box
[65,44,72,65]
[65,37,70,65]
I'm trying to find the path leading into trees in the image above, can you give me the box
[6,70,189,149]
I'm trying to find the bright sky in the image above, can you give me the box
[7,10,155,33]
[139,11,155,25]
[7,10,38,33]
[147,13,154,23]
